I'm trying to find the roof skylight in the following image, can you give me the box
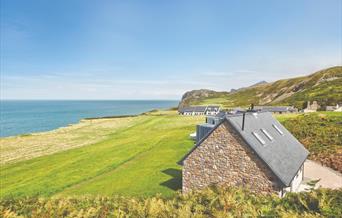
[252,131,265,145]
[272,124,284,135]
[261,128,273,141]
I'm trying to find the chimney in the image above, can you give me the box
[242,112,246,131]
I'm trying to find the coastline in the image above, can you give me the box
[0,108,167,139]
[0,108,180,165]
[0,100,179,138]
[0,113,147,165]
[1,115,138,139]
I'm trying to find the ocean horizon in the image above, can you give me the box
[0,100,178,137]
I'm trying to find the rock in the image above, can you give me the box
[178,89,228,109]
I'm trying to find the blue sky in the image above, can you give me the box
[1,0,341,100]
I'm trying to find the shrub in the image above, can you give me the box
[1,187,341,218]
[280,112,342,172]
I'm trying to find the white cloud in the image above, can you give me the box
[2,55,341,100]
[0,72,216,100]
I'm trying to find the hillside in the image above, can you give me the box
[179,66,342,109]
[1,110,341,199]
[278,112,342,172]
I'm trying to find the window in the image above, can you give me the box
[252,131,265,145]
[261,128,273,141]
[272,124,284,135]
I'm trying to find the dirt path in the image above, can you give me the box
[303,160,342,189]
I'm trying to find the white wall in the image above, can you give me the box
[291,165,303,192]
[205,110,220,115]
[279,164,304,197]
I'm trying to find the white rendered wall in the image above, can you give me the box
[291,166,303,192]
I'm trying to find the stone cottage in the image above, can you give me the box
[179,112,309,197]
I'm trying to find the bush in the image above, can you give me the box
[280,112,342,172]
[1,187,341,218]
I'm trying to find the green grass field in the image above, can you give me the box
[1,111,341,199]
[0,111,203,198]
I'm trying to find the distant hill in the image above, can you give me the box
[179,66,342,109]
[230,80,268,93]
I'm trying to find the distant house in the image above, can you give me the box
[254,106,298,114]
[179,106,220,116]
[192,106,207,116]
[178,107,197,116]
[326,104,342,112]
[179,112,309,196]
[229,107,247,114]
[205,106,220,115]
[304,101,320,113]
[336,105,342,112]
[179,106,206,115]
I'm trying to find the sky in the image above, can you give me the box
[1,0,341,100]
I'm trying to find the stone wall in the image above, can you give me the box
[182,121,282,194]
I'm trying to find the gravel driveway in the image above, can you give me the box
[298,160,342,191]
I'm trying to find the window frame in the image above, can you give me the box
[252,131,266,145]
[261,128,274,141]
[272,124,284,135]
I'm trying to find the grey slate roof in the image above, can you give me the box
[180,112,309,187]
[254,106,297,113]
[179,107,194,113]
[193,106,208,112]
[230,107,247,114]
[215,111,228,117]
[179,106,207,113]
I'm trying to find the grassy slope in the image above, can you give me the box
[278,112,342,172]
[0,116,139,165]
[1,111,341,198]
[278,78,342,109]
[185,66,342,109]
[0,111,202,198]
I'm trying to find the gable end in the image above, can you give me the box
[182,121,283,193]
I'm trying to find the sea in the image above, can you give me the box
[0,100,178,137]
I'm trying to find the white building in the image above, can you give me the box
[205,106,220,115]
[326,104,342,112]
[179,106,220,116]
[304,101,320,113]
